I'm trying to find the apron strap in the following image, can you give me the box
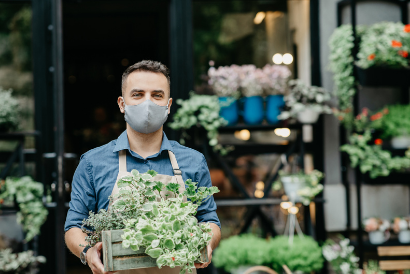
[168,151,185,186]
[119,150,127,173]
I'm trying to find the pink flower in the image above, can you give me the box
[364,218,378,232]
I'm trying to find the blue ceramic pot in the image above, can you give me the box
[218,97,239,125]
[266,95,285,124]
[243,96,264,125]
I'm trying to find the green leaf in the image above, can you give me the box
[152,204,159,216]
[141,174,152,180]
[131,169,140,177]
[151,239,160,248]
[173,220,181,232]
[147,170,158,177]
[164,239,175,249]
[143,233,158,242]
[144,189,155,197]
[147,248,163,258]
[142,203,153,211]
[144,181,157,187]
[122,240,130,249]
[131,244,140,251]
[140,225,154,234]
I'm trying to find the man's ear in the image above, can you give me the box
[118,96,125,113]
[167,98,173,115]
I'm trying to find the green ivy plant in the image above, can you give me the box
[322,236,360,274]
[0,177,49,242]
[372,104,410,139]
[82,169,219,274]
[329,25,366,126]
[168,92,231,155]
[0,87,19,132]
[273,170,324,205]
[0,248,46,274]
[340,130,410,178]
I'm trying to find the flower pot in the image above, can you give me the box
[265,95,285,124]
[368,231,387,245]
[399,230,410,243]
[242,96,264,125]
[281,176,306,202]
[219,97,239,126]
[355,65,410,87]
[297,109,320,124]
[391,135,410,149]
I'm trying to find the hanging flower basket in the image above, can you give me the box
[355,65,410,87]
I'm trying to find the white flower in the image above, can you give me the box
[340,262,350,274]
[322,246,338,261]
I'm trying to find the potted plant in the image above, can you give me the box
[213,234,271,274]
[168,92,231,155]
[0,177,49,242]
[261,65,291,125]
[372,105,410,149]
[208,65,241,125]
[268,235,323,273]
[363,217,390,245]
[356,22,410,86]
[0,248,46,274]
[274,170,324,205]
[0,87,19,133]
[341,129,410,178]
[82,169,219,273]
[322,236,361,274]
[363,261,385,274]
[392,217,410,243]
[278,80,332,124]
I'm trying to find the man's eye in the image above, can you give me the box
[153,94,163,98]
[132,93,142,97]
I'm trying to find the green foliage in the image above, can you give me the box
[268,236,323,273]
[0,176,48,242]
[341,130,410,178]
[329,25,366,117]
[0,87,19,132]
[213,234,271,272]
[363,261,385,274]
[213,234,323,273]
[168,92,231,155]
[0,248,46,274]
[372,104,410,138]
[82,169,219,274]
[274,170,324,205]
[278,79,332,120]
[357,22,410,69]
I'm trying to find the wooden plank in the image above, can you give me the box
[110,229,125,243]
[378,246,410,256]
[112,242,146,256]
[113,255,158,271]
[379,260,410,270]
[102,231,113,272]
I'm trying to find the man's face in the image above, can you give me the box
[118,71,172,114]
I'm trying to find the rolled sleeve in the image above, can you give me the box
[64,155,96,232]
[195,156,221,229]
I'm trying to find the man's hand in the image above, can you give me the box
[86,242,116,274]
[194,244,212,269]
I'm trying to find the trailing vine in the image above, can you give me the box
[0,177,49,242]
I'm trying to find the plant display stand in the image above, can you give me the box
[102,230,208,272]
[337,0,410,267]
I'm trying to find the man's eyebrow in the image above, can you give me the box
[129,89,144,94]
[152,90,165,94]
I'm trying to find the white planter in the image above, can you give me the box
[231,265,262,274]
[391,135,410,149]
[369,231,386,245]
[297,109,320,124]
[281,176,306,202]
[399,230,410,243]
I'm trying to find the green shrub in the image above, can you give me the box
[0,87,19,132]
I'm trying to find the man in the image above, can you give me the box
[64,60,221,274]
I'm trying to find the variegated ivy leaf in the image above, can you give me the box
[164,238,175,249]
[143,233,158,242]
[142,203,153,211]
[147,248,162,258]
[122,240,130,248]
[151,239,160,248]
[131,169,139,177]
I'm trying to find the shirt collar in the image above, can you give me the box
[113,130,173,156]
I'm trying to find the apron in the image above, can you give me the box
[109,150,197,274]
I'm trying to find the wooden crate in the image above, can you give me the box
[102,230,208,272]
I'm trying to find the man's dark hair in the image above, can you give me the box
[121,60,170,95]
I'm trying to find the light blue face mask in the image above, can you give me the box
[122,98,170,134]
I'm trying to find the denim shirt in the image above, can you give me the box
[64,130,220,231]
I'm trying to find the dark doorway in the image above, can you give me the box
[63,0,170,157]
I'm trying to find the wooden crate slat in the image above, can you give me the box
[378,246,410,256]
[379,260,410,270]
[112,255,158,271]
[110,229,126,242]
[102,231,114,271]
[112,242,146,256]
